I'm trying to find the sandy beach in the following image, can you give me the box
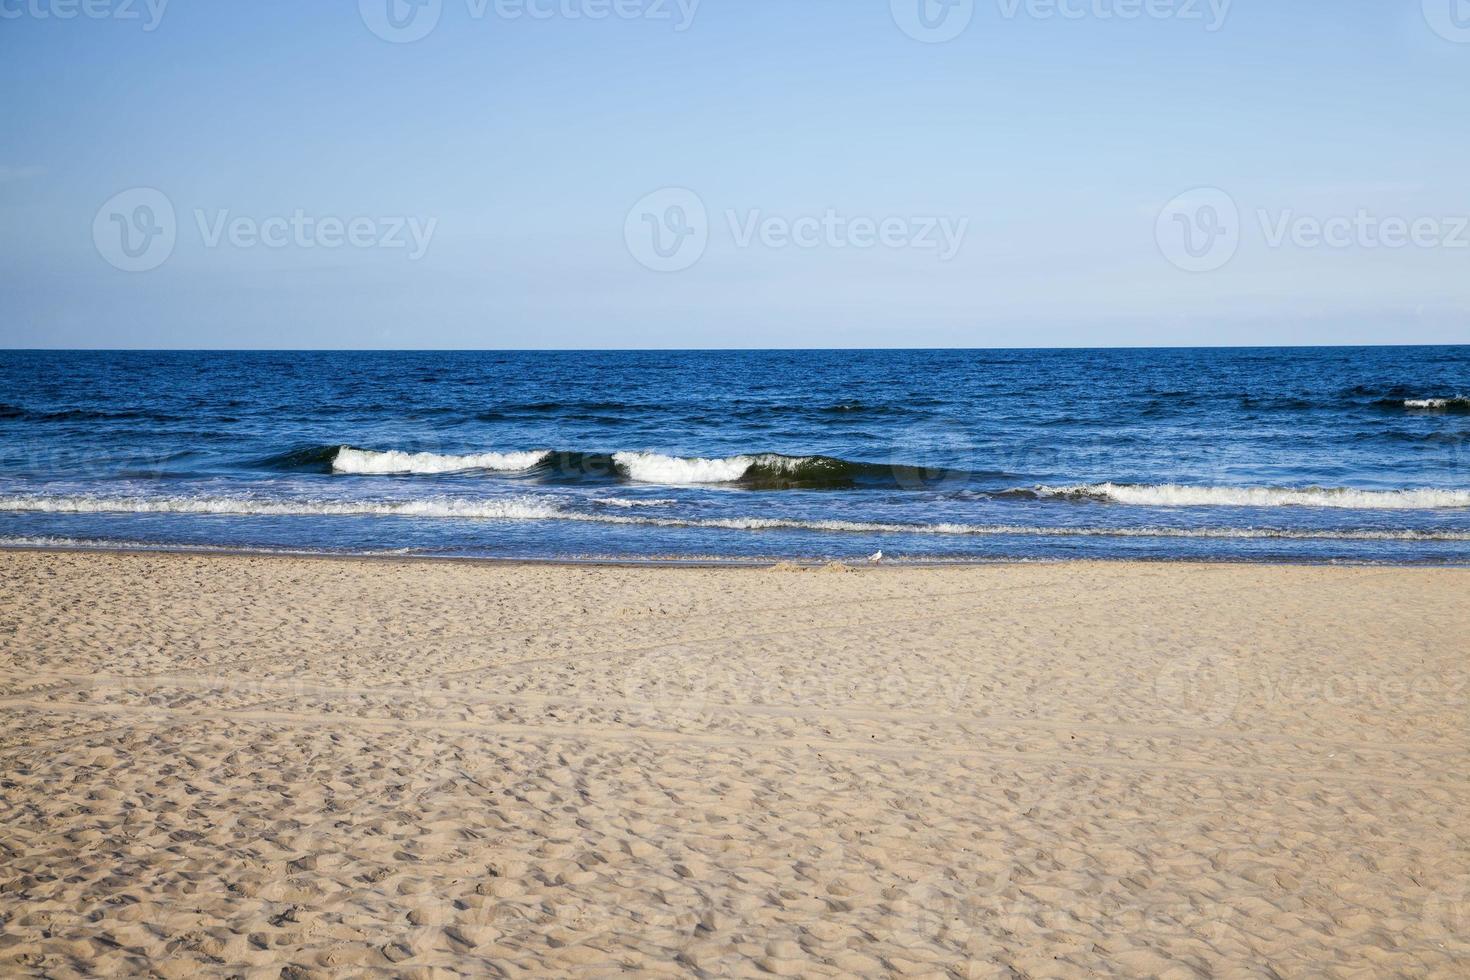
[0,550,1465,977]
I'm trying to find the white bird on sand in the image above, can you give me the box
[868,551,883,564]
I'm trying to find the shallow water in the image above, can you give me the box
[2,348,1468,563]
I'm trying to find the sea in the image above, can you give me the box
[1,347,1468,565]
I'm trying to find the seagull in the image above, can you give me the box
[868,550,883,564]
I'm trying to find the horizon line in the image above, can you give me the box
[3,342,1468,354]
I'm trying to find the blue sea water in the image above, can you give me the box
[1,347,1468,564]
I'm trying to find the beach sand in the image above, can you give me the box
[0,550,1466,977]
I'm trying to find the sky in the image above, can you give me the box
[1,0,1468,349]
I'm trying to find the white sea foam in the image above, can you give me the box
[332,447,550,475]
[595,497,679,508]
[1034,483,1470,510]
[1404,397,1470,410]
[0,493,572,521]
[611,452,800,484]
[0,536,415,557]
[3,493,1468,541]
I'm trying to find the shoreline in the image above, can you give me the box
[4,541,1470,570]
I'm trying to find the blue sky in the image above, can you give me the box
[1,0,1467,348]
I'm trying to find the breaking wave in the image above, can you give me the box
[611,451,761,484]
[256,445,991,490]
[606,452,991,489]
[608,451,878,486]
[1025,483,1470,510]
[2,492,1468,541]
[332,447,551,475]
[1401,397,1470,413]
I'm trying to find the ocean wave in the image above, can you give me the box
[611,451,761,484]
[3,492,1469,541]
[593,497,679,509]
[1402,397,1470,413]
[257,445,990,490]
[0,493,574,521]
[1026,483,1470,510]
[246,445,1470,505]
[253,445,343,472]
[332,447,551,475]
[610,452,841,485]
[608,452,989,489]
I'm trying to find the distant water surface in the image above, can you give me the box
[1,347,1468,563]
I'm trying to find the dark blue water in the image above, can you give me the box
[2,348,1468,564]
